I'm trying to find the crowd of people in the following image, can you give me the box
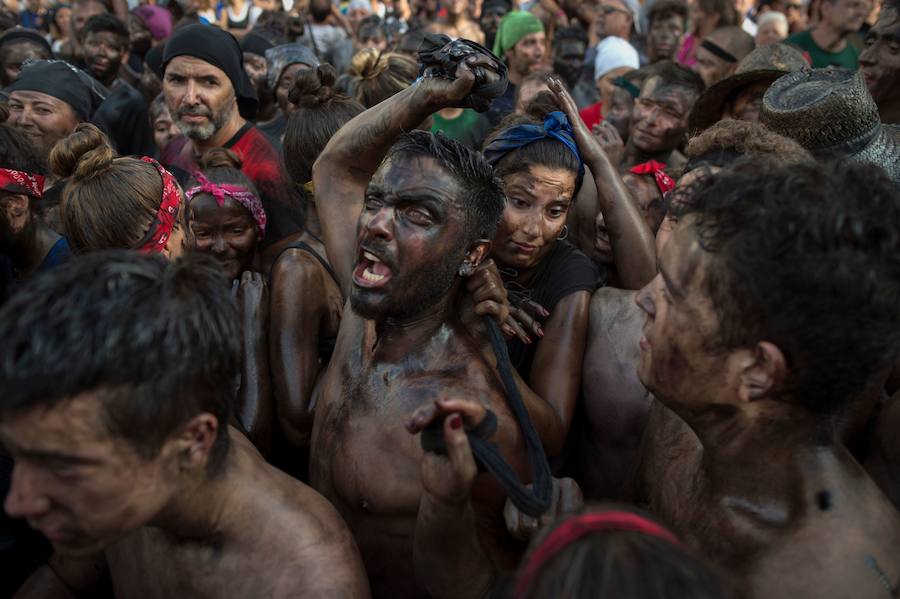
[0,0,898,596]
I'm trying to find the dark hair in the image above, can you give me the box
[357,14,387,43]
[519,505,729,599]
[0,113,47,211]
[0,251,239,473]
[484,115,584,195]
[676,159,900,414]
[149,91,168,123]
[388,131,506,240]
[643,60,704,99]
[284,64,365,186]
[397,28,427,56]
[648,0,689,29]
[83,12,129,44]
[521,90,562,121]
[553,25,588,46]
[190,147,259,197]
[696,0,739,27]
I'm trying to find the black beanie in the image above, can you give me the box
[163,24,259,119]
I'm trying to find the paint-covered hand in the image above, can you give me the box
[593,121,626,167]
[408,398,486,505]
[414,53,499,111]
[234,271,268,342]
[504,477,584,541]
[548,76,610,167]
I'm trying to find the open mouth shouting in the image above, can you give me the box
[353,248,394,288]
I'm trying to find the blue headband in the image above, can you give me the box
[483,111,585,186]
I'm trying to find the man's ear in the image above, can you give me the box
[169,413,220,471]
[2,194,30,231]
[465,239,492,268]
[737,341,786,403]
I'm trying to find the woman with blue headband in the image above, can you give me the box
[482,77,657,449]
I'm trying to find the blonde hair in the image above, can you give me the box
[349,49,418,108]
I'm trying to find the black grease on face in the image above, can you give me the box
[815,490,832,511]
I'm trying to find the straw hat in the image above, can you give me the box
[761,68,900,183]
[688,43,809,134]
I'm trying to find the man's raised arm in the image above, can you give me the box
[312,59,486,295]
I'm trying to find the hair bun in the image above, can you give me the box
[289,64,341,109]
[49,123,116,181]
[200,147,243,171]
[350,48,389,81]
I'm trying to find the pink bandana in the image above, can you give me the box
[630,160,676,196]
[185,172,267,235]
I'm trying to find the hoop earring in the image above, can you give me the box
[458,260,476,277]
[557,225,569,240]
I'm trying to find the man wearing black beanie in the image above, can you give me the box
[161,23,300,245]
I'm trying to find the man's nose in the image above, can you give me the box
[365,206,395,240]
[184,80,201,105]
[4,463,51,520]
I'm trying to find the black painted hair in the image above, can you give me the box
[83,12,129,44]
[387,130,506,241]
[0,251,240,473]
[675,159,900,414]
[647,0,689,29]
[644,60,704,99]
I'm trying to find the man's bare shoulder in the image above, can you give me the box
[233,441,371,597]
[589,287,640,337]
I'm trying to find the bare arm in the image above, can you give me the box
[269,253,327,448]
[551,78,657,289]
[408,399,496,599]
[312,58,486,295]
[236,272,274,458]
[528,291,591,443]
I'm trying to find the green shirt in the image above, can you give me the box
[787,29,859,69]
[431,109,493,151]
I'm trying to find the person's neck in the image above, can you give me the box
[305,202,323,238]
[508,68,526,87]
[447,11,464,26]
[676,398,836,511]
[877,96,900,124]
[438,106,464,119]
[9,221,60,277]
[150,438,242,541]
[811,23,848,52]
[192,114,247,155]
[98,70,118,88]
[624,140,673,169]
[373,287,460,362]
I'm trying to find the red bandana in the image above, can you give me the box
[0,168,45,198]
[138,157,183,254]
[630,160,676,196]
[514,511,683,597]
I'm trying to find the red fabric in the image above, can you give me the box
[514,512,683,597]
[163,126,284,198]
[630,160,676,196]
[0,168,44,198]
[138,157,183,254]
[579,101,603,130]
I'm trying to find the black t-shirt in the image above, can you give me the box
[502,240,601,380]
[92,79,156,157]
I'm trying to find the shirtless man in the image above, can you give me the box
[632,160,900,597]
[311,58,566,598]
[2,251,369,598]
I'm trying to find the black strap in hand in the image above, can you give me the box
[419,317,553,518]
[416,33,509,113]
